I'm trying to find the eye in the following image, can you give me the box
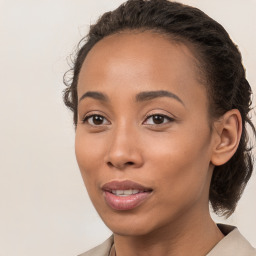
[83,114,110,126]
[143,114,174,125]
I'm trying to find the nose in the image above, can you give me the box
[104,124,144,170]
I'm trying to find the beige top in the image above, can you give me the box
[79,224,256,256]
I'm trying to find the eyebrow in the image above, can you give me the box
[135,90,185,106]
[79,90,185,106]
[79,91,109,102]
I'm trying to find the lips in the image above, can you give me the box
[102,180,152,192]
[102,180,153,211]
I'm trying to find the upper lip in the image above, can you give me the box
[102,180,153,192]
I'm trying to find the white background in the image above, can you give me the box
[0,0,255,255]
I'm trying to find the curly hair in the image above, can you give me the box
[63,0,255,217]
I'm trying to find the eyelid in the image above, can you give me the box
[143,113,175,125]
[80,110,175,126]
[144,114,174,125]
[81,111,111,125]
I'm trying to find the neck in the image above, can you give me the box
[113,210,224,256]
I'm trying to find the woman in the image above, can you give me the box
[63,0,256,255]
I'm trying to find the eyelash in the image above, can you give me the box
[144,114,174,126]
[82,114,110,126]
[82,113,174,127]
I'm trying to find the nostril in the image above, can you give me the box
[106,161,134,169]
[107,162,114,167]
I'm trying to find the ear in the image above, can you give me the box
[211,109,242,166]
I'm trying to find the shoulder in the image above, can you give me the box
[78,235,114,256]
[207,224,256,256]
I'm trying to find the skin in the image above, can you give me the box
[75,31,242,256]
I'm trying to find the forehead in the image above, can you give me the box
[77,31,207,110]
[80,31,200,82]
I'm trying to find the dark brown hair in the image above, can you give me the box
[63,0,255,217]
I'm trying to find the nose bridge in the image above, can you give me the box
[106,118,143,169]
[110,118,136,156]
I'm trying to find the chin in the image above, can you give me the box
[109,223,153,237]
[100,212,159,237]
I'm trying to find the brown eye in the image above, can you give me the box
[83,115,109,126]
[152,115,164,124]
[92,115,104,125]
[144,114,174,125]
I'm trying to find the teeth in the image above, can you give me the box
[116,190,124,195]
[124,189,133,195]
[111,189,140,196]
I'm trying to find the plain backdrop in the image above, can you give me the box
[0,0,255,255]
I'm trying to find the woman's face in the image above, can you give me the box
[75,31,216,236]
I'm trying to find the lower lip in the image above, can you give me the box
[103,191,152,211]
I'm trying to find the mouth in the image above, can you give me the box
[101,180,153,211]
[110,189,145,196]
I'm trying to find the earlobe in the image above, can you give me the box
[211,109,242,166]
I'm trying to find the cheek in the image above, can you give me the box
[75,131,111,211]
[75,131,106,185]
[144,128,211,197]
